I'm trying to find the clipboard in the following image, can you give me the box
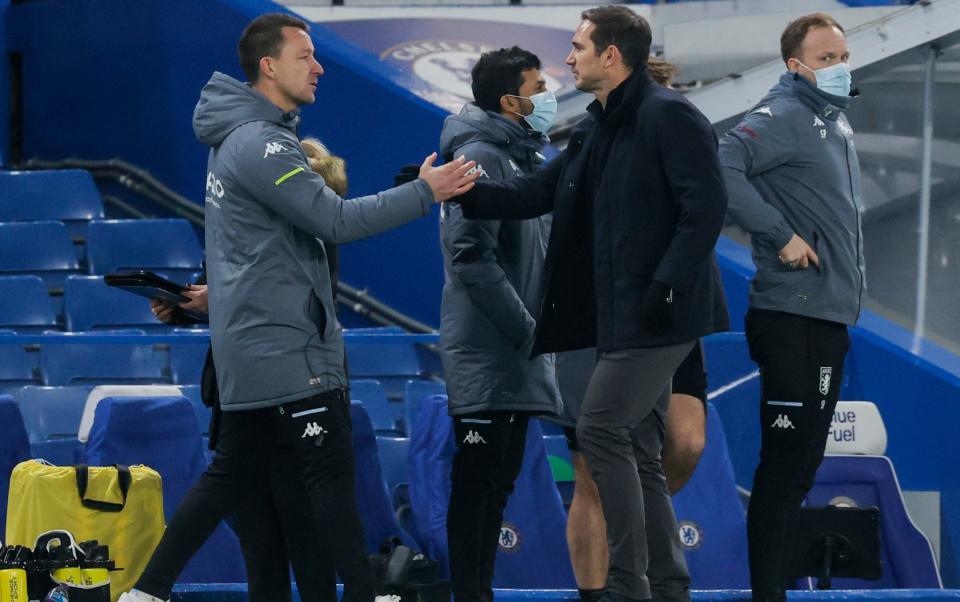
[104,270,208,323]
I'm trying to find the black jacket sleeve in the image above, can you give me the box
[458,152,565,220]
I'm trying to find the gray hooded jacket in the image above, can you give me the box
[438,104,561,417]
[194,72,434,410]
[719,72,865,326]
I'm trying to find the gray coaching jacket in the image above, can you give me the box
[194,72,434,411]
[719,72,865,326]
[438,104,562,417]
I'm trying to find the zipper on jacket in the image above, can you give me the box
[843,139,865,319]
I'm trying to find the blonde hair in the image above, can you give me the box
[301,137,348,197]
[647,56,679,87]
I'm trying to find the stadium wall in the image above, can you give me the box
[1,0,10,166]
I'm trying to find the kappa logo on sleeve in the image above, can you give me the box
[752,106,774,117]
[263,141,286,158]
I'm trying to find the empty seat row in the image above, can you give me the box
[0,338,207,392]
[0,170,104,238]
[0,275,205,332]
[0,219,203,289]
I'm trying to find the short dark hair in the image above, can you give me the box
[581,6,652,71]
[780,13,845,64]
[471,46,542,113]
[238,13,310,82]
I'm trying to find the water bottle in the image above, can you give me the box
[43,584,68,602]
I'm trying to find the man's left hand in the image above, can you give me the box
[640,281,676,335]
[180,284,209,314]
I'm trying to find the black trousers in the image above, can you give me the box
[135,390,377,602]
[447,411,530,602]
[744,309,850,602]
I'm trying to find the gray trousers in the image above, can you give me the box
[575,343,695,602]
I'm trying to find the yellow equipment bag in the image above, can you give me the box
[4,461,164,602]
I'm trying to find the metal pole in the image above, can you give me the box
[913,44,937,353]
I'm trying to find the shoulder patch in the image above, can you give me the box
[752,106,773,117]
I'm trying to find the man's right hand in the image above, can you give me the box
[778,234,820,270]
[418,153,480,202]
[150,298,178,324]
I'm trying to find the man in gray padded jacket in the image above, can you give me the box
[438,46,562,602]
[719,13,864,602]
[120,13,478,602]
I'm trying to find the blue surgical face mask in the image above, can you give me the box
[509,90,558,134]
[797,60,852,97]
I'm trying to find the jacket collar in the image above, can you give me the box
[586,66,652,126]
[781,71,851,121]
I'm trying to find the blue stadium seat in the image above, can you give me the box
[671,403,751,589]
[349,401,418,552]
[375,434,410,499]
[408,395,574,586]
[80,396,246,584]
[16,385,91,465]
[0,276,60,333]
[40,339,168,385]
[346,340,425,398]
[177,384,211,435]
[541,434,574,506]
[85,219,202,282]
[806,455,942,588]
[0,221,81,289]
[0,395,31,534]
[351,379,402,434]
[64,275,171,332]
[169,339,208,384]
[0,170,104,239]
[0,340,43,397]
[403,379,446,436]
[702,332,757,391]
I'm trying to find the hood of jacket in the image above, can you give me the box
[440,104,546,165]
[193,71,300,148]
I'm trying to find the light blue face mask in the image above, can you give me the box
[797,60,852,97]
[509,90,558,134]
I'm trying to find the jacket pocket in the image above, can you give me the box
[308,290,329,341]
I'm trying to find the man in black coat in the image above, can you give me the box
[452,7,728,602]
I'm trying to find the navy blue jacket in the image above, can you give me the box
[460,69,729,355]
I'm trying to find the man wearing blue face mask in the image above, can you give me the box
[719,13,864,602]
[437,46,563,602]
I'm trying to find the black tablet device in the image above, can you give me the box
[104,270,207,323]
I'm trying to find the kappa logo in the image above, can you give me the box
[465,164,488,179]
[753,106,773,117]
[771,414,795,430]
[813,116,826,127]
[508,159,521,173]
[462,430,487,445]
[819,367,833,395]
[264,141,285,158]
[302,422,325,438]
[838,120,853,135]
